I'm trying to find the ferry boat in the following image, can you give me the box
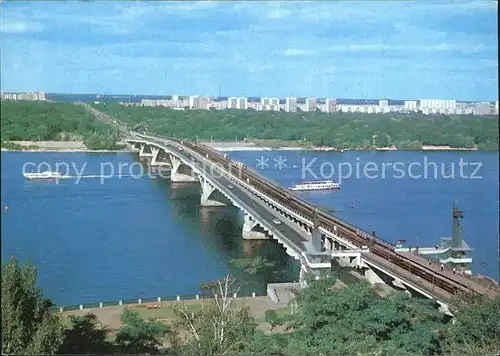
[289,180,340,191]
[23,171,62,180]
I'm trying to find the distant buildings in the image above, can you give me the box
[475,102,491,116]
[1,92,46,101]
[419,99,456,114]
[404,100,418,112]
[228,97,248,110]
[189,96,210,110]
[379,99,390,113]
[285,97,297,112]
[2,90,494,116]
[305,98,317,112]
[131,96,494,116]
[325,99,337,113]
[260,97,279,111]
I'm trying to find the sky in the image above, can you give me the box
[0,1,498,100]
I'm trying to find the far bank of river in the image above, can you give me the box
[1,140,492,153]
[1,140,133,153]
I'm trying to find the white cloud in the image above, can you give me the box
[0,1,497,100]
[0,20,43,33]
[283,48,316,56]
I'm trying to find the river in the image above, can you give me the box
[1,150,498,306]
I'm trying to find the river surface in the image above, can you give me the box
[1,150,498,306]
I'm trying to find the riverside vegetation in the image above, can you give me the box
[2,257,499,355]
[0,101,122,150]
[92,102,499,150]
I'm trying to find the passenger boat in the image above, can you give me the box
[23,171,62,180]
[289,180,340,191]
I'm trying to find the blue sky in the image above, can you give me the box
[0,1,498,100]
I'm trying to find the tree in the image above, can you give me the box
[443,295,500,355]
[57,313,114,354]
[264,309,285,331]
[229,256,276,275]
[115,308,170,354]
[1,256,65,355]
[173,275,257,355]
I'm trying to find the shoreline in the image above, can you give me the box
[206,146,488,152]
[1,147,493,153]
[1,148,133,153]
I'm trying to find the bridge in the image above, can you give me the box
[125,131,498,314]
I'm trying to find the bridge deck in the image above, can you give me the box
[146,138,311,254]
[399,251,499,297]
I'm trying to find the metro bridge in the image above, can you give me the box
[126,131,498,315]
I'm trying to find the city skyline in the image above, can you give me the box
[0,1,498,101]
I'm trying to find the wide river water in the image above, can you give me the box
[1,150,498,306]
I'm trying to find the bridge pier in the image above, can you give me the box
[242,214,269,240]
[200,177,227,207]
[364,267,388,285]
[311,229,323,252]
[151,147,171,167]
[139,144,153,158]
[169,155,197,183]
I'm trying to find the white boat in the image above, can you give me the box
[289,180,340,191]
[23,171,62,180]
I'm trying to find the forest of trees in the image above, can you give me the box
[2,257,499,355]
[93,103,499,150]
[0,101,121,150]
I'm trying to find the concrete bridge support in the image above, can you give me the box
[364,267,388,285]
[200,177,227,207]
[311,229,323,252]
[242,214,269,240]
[151,147,171,167]
[139,144,153,158]
[169,155,197,183]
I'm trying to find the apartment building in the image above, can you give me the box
[228,97,248,110]
[305,98,317,112]
[325,98,337,113]
[285,97,297,112]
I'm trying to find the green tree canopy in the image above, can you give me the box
[115,308,170,354]
[1,256,64,355]
[93,102,499,150]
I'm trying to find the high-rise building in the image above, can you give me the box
[261,97,279,110]
[305,98,317,112]
[404,100,418,111]
[237,97,248,110]
[419,99,456,111]
[475,102,491,115]
[325,98,337,113]
[194,96,210,110]
[188,96,210,110]
[494,100,499,115]
[228,97,247,109]
[188,96,196,108]
[379,99,389,107]
[285,97,297,112]
[172,94,179,101]
[228,97,238,109]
